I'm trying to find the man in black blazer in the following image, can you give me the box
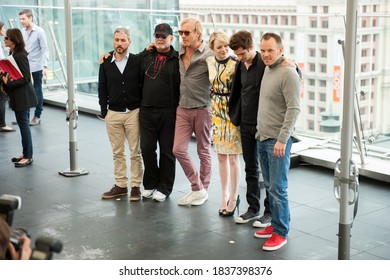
[98,27,144,201]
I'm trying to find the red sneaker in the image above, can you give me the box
[254,225,274,239]
[262,233,287,251]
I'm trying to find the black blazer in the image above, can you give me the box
[228,52,265,127]
[3,51,37,112]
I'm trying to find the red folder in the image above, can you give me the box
[0,55,23,80]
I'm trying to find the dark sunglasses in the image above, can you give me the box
[4,36,9,40]
[178,30,191,36]
[154,34,167,39]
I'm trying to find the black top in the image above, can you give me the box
[139,46,180,108]
[229,51,266,126]
[98,52,142,117]
[3,51,37,112]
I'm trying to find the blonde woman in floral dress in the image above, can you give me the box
[206,31,242,217]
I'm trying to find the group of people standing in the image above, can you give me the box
[98,18,301,251]
[0,9,49,167]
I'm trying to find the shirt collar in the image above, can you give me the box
[111,51,129,63]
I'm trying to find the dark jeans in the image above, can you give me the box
[140,107,176,196]
[240,123,270,215]
[0,93,7,127]
[32,70,43,118]
[15,109,33,159]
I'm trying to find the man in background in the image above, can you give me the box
[19,8,49,126]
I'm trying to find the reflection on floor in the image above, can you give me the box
[1,105,389,260]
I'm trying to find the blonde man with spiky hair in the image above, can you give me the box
[173,18,214,206]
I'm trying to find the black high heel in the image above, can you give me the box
[221,195,240,217]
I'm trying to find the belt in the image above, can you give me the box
[110,107,131,113]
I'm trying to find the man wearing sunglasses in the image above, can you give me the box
[173,18,214,206]
[139,23,180,202]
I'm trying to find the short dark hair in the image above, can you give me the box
[0,21,4,30]
[19,9,34,20]
[229,30,253,51]
[261,32,283,48]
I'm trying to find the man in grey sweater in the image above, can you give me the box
[253,32,301,251]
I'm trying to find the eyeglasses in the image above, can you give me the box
[4,36,9,40]
[178,30,191,36]
[145,55,167,80]
[154,34,167,39]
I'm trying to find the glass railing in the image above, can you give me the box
[1,2,389,164]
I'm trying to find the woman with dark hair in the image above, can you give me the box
[0,21,14,132]
[1,28,36,167]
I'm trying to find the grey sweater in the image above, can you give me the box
[256,57,301,143]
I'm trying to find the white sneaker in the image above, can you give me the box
[142,189,156,198]
[178,189,208,206]
[29,116,41,126]
[152,190,166,202]
[191,192,209,206]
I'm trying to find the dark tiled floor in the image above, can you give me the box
[1,105,390,260]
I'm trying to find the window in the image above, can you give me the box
[361,49,368,57]
[309,49,316,57]
[361,63,369,72]
[282,16,288,25]
[262,16,268,24]
[320,64,327,73]
[320,49,327,57]
[271,16,278,25]
[309,63,316,72]
[233,15,239,23]
[309,35,316,42]
[308,79,315,86]
[362,34,370,42]
[308,106,315,114]
[311,19,317,28]
[373,18,377,27]
[323,6,329,13]
[290,33,295,40]
[225,15,230,23]
[361,79,368,86]
[309,91,315,100]
[319,80,327,87]
[308,120,314,130]
[322,20,329,29]
[312,6,317,13]
[320,35,327,43]
[319,92,326,102]
[252,15,258,24]
[243,15,248,24]
[290,46,295,55]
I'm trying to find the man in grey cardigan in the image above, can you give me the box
[253,33,301,251]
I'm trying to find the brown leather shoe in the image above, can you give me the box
[102,185,128,199]
[130,187,141,201]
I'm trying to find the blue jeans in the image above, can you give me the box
[32,70,43,118]
[0,93,8,127]
[257,137,292,238]
[15,109,33,159]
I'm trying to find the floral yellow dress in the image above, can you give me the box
[206,56,242,154]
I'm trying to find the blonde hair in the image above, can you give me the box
[180,17,203,41]
[208,31,229,50]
